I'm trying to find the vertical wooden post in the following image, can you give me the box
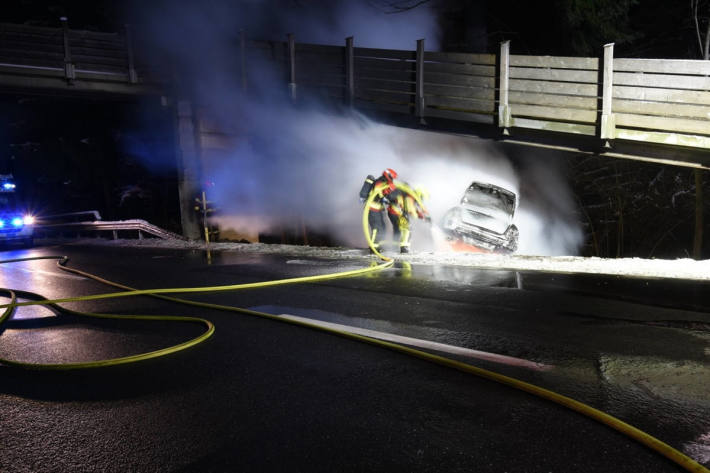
[240,30,247,92]
[174,100,202,240]
[692,43,708,258]
[498,40,511,132]
[345,36,355,107]
[287,33,297,102]
[415,39,425,124]
[600,43,616,142]
[59,17,75,83]
[124,24,138,84]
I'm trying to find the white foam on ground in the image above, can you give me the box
[47,237,710,281]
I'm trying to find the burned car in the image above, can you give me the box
[441,182,519,254]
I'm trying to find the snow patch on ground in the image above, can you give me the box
[599,355,710,404]
[47,237,710,281]
[684,432,710,466]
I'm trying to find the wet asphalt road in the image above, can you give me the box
[1,243,709,472]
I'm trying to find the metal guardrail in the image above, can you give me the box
[38,210,103,222]
[33,219,187,241]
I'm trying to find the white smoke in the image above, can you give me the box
[205,105,518,248]
[130,0,583,255]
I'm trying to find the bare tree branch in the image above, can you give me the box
[692,0,710,58]
[368,0,432,14]
[693,0,703,55]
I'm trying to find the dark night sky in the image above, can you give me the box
[1,0,707,58]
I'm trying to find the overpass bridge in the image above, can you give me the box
[2,21,709,169]
[1,20,709,239]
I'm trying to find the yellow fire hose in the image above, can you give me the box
[0,185,707,472]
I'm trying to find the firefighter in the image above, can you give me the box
[387,184,430,253]
[359,168,398,253]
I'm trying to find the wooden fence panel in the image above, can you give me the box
[513,117,597,135]
[425,107,495,124]
[509,67,598,83]
[73,53,127,67]
[298,73,346,89]
[424,51,496,65]
[295,62,345,78]
[423,83,495,101]
[356,78,415,93]
[613,86,710,105]
[424,95,495,112]
[354,57,415,72]
[424,62,494,76]
[357,68,414,82]
[354,88,413,103]
[513,104,597,123]
[423,72,494,88]
[299,83,345,100]
[297,43,344,55]
[613,99,710,119]
[354,98,412,114]
[510,55,599,70]
[354,47,416,61]
[509,91,597,109]
[612,57,710,148]
[509,79,598,97]
[614,71,710,91]
[0,48,64,63]
[0,38,64,53]
[614,58,710,75]
[615,113,710,136]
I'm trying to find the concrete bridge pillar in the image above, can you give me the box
[174,99,202,240]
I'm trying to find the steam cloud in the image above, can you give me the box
[130,0,582,255]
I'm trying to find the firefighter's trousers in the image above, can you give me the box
[388,213,411,251]
[368,209,387,250]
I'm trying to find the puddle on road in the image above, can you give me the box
[284,259,524,288]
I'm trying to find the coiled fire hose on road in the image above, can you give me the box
[0,184,707,472]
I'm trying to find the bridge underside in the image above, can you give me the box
[354,109,710,171]
[0,64,163,99]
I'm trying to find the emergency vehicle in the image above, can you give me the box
[0,174,35,246]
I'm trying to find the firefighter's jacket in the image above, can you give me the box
[387,187,427,220]
[359,175,395,212]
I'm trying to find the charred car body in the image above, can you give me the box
[441,182,519,253]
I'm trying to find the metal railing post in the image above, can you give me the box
[287,33,297,102]
[59,17,75,83]
[345,36,355,107]
[124,24,138,84]
[498,40,512,132]
[415,38,426,124]
[600,43,616,143]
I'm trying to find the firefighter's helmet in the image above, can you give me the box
[382,168,397,191]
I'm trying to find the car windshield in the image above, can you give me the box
[462,184,515,215]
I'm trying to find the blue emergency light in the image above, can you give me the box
[11,217,23,227]
[2,182,15,190]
